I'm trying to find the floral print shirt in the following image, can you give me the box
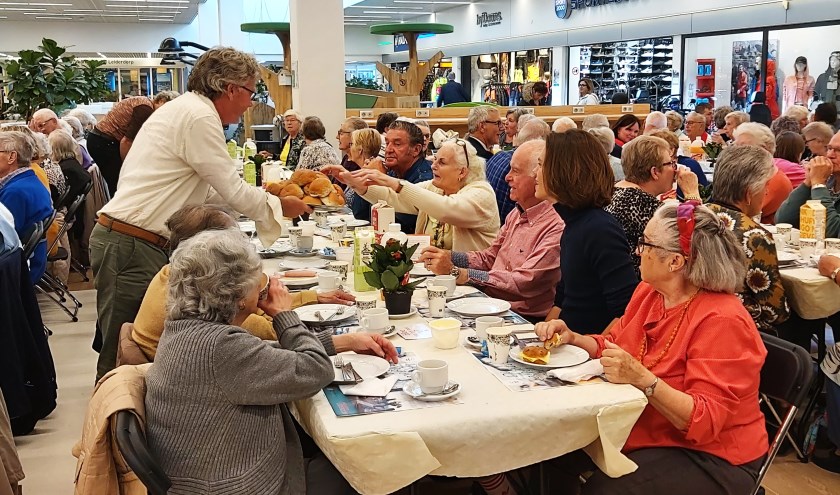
[296,139,340,171]
[708,202,789,331]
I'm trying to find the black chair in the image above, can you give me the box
[752,333,815,495]
[20,219,45,261]
[114,410,171,495]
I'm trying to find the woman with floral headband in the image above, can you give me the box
[536,201,768,495]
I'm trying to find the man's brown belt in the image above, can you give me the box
[97,215,170,250]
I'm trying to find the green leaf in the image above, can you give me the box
[363,271,383,289]
[389,262,410,279]
[381,270,400,291]
[405,243,419,260]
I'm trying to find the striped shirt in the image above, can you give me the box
[95,97,154,141]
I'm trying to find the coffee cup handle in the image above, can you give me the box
[360,317,369,330]
[412,370,421,384]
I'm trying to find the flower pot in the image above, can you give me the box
[383,290,413,315]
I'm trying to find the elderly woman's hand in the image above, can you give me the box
[534,319,575,346]
[333,333,400,364]
[350,169,401,191]
[317,289,355,305]
[322,165,369,192]
[258,277,293,317]
[601,341,655,389]
[676,165,700,199]
[418,246,453,275]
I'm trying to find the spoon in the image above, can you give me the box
[419,382,459,397]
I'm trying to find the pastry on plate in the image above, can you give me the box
[521,345,550,365]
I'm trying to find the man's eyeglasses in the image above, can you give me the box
[828,145,840,153]
[483,120,503,128]
[238,85,259,101]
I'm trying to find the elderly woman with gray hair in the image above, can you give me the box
[706,145,789,331]
[733,122,793,223]
[296,116,340,171]
[90,46,311,381]
[326,139,500,251]
[145,228,336,494]
[537,202,768,495]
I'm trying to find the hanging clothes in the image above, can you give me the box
[512,68,524,84]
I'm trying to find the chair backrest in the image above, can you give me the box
[53,186,72,211]
[759,333,814,407]
[114,410,171,495]
[116,323,151,367]
[41,209,57,236]
[20,220,44,260]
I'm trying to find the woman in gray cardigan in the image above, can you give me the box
[144,228,334,495]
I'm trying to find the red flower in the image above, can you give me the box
[392,252,402,260]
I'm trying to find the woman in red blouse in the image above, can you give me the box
[537,202,768,494]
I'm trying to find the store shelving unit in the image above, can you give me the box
[695,58,716,106]
[578,37,674,103]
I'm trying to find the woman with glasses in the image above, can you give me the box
[802,121,834,159]
[277,109,305,169]
[326,139,499,252]
[536,202,767,495]
[605,135,700,272]
[576,78,600,105]
[537,130,638,334]
[707,145,789,333]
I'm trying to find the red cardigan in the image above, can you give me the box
[592,282,768,466]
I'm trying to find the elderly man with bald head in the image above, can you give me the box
[30,108,60,135]
[419,140,564,320]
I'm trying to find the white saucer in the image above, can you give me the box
[388,306,418,319]
[381,325,397,338]
[402,380,461,401]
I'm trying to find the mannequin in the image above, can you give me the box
[766,59,781,119]
[815,51,840,112]
[783,56,815,111]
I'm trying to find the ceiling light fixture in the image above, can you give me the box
[97,52,107,58]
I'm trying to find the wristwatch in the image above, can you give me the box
[643,376,659,397]
[450,266,461,278]
[395,179,408,193]
[830,266,840,282]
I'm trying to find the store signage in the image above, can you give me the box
[555,0,632,20]
[392,33,436,53]
[476,11,503,28]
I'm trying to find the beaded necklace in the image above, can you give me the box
[636,289,701,370]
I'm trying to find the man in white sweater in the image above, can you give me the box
[90,47,311,380]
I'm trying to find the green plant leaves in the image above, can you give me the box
[381,270,401,291]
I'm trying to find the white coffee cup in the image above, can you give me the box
[825,238,840,254]
[412,359,448,394]
[360,307,389,333]
[776,223,792,241]
[299,220,316,236]
[789,229,800,246]
[429,317,460,349]
[355,295,378,318]
[427,285,448,317]
[327,261,349,282]
[432,275,457,297]
[335,246,354,262]
[800,238,817,259]
[475,316,503,344]
[317,271,339,291]
[772,233,786,252]
[297,235,314,251]
[486,326,513,365]
[288,226,302,247]
[280,219,293,237]
[330,222,347,242]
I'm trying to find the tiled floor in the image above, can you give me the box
[12,285,840,494]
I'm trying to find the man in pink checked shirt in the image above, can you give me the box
[418,140,564,321]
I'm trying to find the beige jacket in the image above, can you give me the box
[0,389,23,495]
[361,180,500,252]
[73,364,152,495]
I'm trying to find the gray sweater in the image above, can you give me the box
[145,312,334,494]
[776,181,840,237]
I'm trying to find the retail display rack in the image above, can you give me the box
[578,37,674,102]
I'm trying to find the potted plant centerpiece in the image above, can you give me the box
[363,240,423,315]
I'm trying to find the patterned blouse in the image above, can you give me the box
[708,202,790,331]
[296,139,340,171]
[605,186,661,271]
[281,134,305,170]
[41,158,66,203]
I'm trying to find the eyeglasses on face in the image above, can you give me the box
[237,85,259,101]
[827,146,840,153]
[483,120,503,128]
[662,158,678,171]
[636,237,667,255]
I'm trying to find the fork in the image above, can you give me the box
[334,356,352,381]
[324,306,346,322]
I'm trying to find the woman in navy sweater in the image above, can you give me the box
[536,130,639,333]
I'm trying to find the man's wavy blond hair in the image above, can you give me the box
[187,47,261,100]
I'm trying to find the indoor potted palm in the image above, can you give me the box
[363,240,423,315]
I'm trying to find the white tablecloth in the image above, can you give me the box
[247,221,648,494]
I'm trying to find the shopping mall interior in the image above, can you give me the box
[1,1,840,494]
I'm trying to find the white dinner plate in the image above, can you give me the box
[332,354,390,379]
[279,258,327,270]
[508,345,590,369]
[402,380,461,401]
[410,265,435,277]
[446,297,511,316]
[328,218,370,229]
[275,272,321,287]
[447,286,479,300]
[388,306,418,319]
[777,250,798,263]
[294,304,354,324]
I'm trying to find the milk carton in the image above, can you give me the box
[800,200,827,243]
[371,201,395,234]
[353,229,376,292]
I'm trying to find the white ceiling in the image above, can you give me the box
[343,0,471,26]
[0,0,202,23]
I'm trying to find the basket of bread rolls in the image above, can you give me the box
[264,169,346,208]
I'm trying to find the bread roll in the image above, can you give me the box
[303,195,323,206]
[307,177,334,198]
[322,189,346,206]
[313,171,330,182]
[332,183,343,194]
[291,169,318,186]
[544,333,562,350]
[264,182,284,196]
[279,183,304,199]
[521,346,550,365]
